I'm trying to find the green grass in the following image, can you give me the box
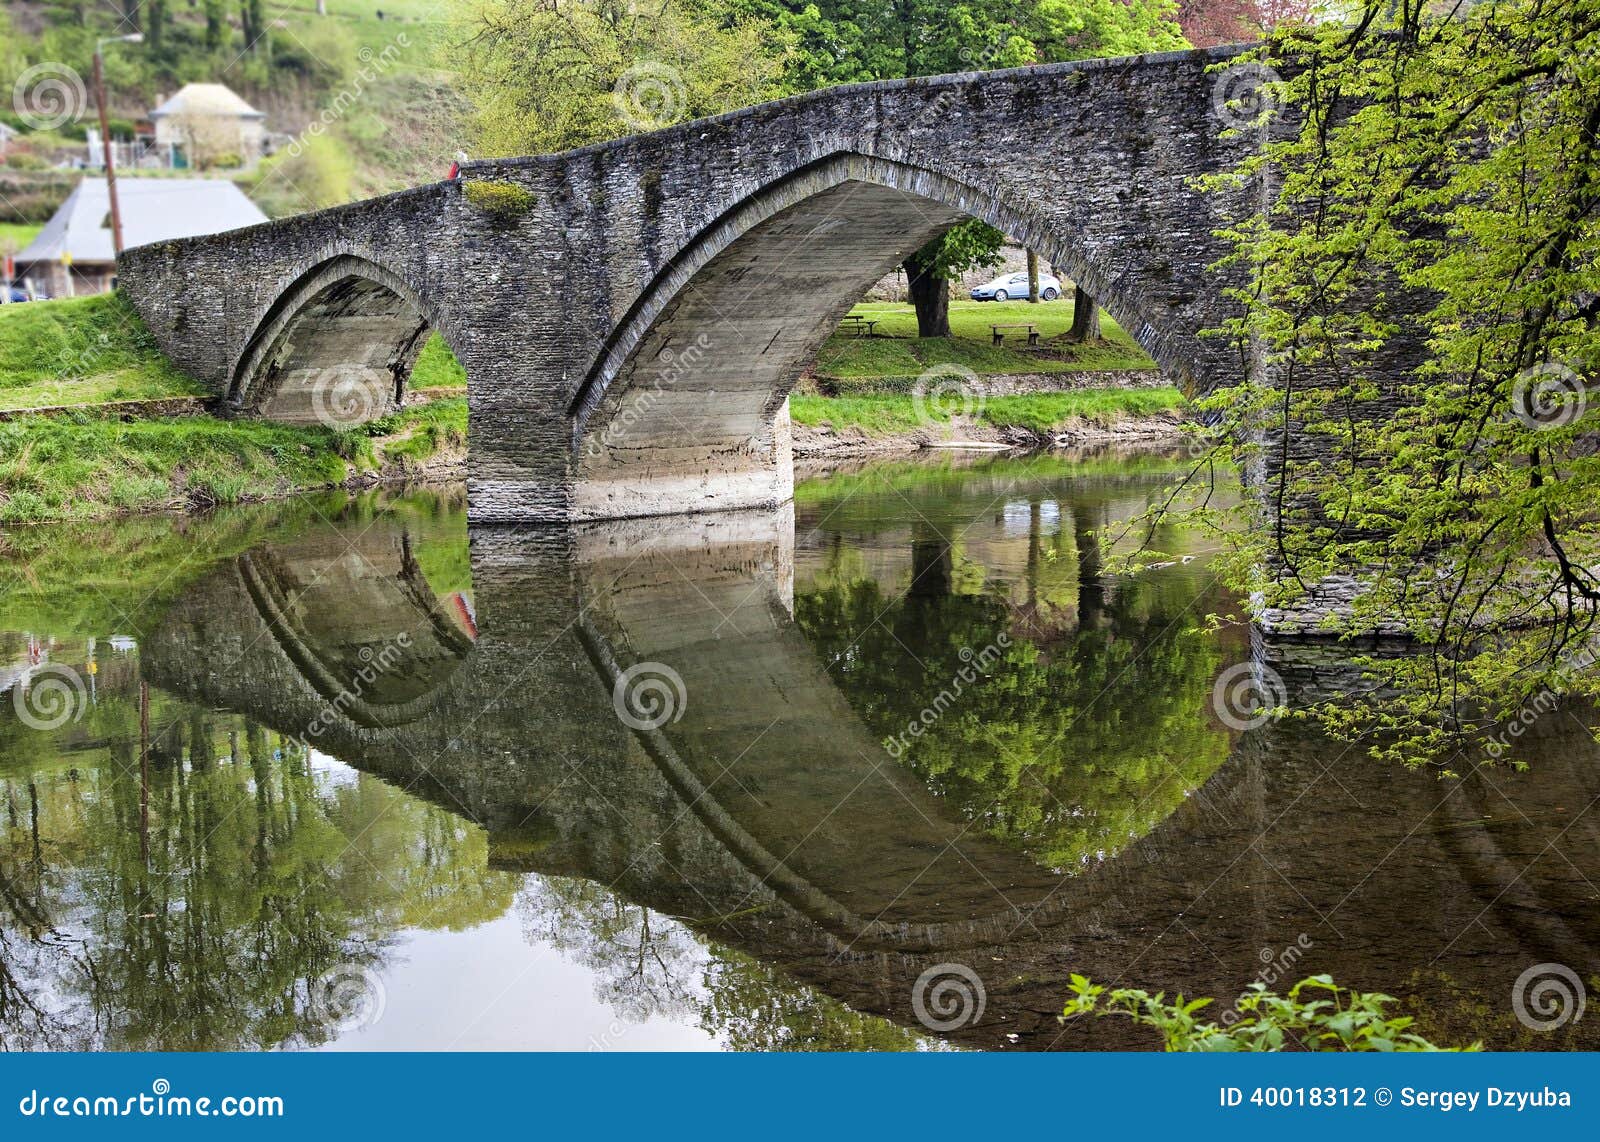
[977,389,1187,433]
[411,332,468,390]
[789,387,1186,436]
[359,396,468,465]
[816,300,1158,381]
[0,222,42,254]
[0,294,207,410]
[0,400,467,524]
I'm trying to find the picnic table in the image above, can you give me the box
[840,313,879,338]
[991,322,1040,347]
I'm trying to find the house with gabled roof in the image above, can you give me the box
[13,176,267,297]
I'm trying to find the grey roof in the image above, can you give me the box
[149,83,267,121]
[15,177,268,267]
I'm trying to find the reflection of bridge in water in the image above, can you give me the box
[142,505,1600,1050]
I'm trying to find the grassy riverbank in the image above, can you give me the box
[0,294,1181,523]
[816,300,1157,380]
[789,388,1186,436]
[0,294,467,411]
[0,398,467,525]
[0,293,207,409]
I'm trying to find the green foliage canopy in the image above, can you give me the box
[1157,1,1600,767]
[458,0,791,157]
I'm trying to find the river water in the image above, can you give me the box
[1,448,1596,1051]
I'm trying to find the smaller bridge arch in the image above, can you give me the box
[227,253,449,426]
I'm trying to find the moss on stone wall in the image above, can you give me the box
[462,180,538,221]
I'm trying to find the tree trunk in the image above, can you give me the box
[1027,250,1040,303]
[1067,285,1101,341]
[1072,497,1106,629]
[204,0,225,49]
[148,0,167,50]
[903,253,950,338]
[316,0,326,12]
[909,530,954,598]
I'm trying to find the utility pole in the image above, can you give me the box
[93,33,144,259]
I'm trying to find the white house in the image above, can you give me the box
[149,84,268,168]
[14,177,267,296]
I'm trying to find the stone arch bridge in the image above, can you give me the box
[118,45,1270,524]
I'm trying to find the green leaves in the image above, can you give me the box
[1062,972,1480,1052]
[459,0,792,157]
[1165,3,1600,768]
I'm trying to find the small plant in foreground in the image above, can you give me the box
[1061,973,1479,1052]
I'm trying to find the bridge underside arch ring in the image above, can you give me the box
[228,254,441,427]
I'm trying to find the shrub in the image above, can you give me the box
[462,180,537,222]
[1061,973,1479,1052]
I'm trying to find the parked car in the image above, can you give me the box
[971,270,1061,302]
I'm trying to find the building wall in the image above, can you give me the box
[16,261,114,298]
[153,113,266,165]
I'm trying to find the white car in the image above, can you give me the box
[971,270,1062,302]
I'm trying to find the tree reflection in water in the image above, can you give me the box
[0,688,516,1051]
[794,459,1237,872]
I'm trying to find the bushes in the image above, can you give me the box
[1062,974,1478,1052]
[462,180,538,221]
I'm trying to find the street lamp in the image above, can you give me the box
[93,32,143,259]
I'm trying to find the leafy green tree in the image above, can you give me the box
[794,486,1231,871]
[1162,1,1600,767]
[735,0,1187,334]
[458,0,792,157]
[0,697,516,1050]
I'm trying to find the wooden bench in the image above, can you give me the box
[991,323,1040,347]
[840,314,879,338]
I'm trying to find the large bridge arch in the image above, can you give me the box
[569,151,1209,519]
[226,252,454,426]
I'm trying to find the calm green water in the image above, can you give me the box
[2,450,1597,1051]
